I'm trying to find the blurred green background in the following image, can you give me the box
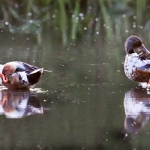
[1,0,150,44]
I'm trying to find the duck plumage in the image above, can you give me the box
[124,35,150,83]
[0,61,43,90]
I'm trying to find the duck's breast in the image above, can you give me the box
[124,53,146,81]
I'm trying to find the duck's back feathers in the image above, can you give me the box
[17,62,39,73]
[6,61,39,73]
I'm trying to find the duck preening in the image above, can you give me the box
[0,61,44,90]
[124,35,150,84]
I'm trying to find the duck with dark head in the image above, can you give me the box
[124,35,150,84]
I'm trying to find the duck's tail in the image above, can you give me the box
[27,68,44,85]
[44,69,53,73]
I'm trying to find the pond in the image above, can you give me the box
[0,31,150,150]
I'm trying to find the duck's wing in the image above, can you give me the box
[137,60,150,74]
[27,68,44,85]
[13,61,39,74]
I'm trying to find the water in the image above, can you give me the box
[0,32,150,149]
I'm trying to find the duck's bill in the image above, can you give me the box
[139,44,150,54]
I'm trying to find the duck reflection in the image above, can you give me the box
[0,90,43,118]
[124,88,150,134]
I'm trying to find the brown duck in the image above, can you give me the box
[124,35,150,83]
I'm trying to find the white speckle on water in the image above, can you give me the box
[89,6,92,10]
[81,16,84,20]
[133,24,136,28]
[125,30,129,33]
[140,26,143,29]
[28,12,32,16]
[79,13,84,17]
[52,15,56,18]
[95,18,99,21]
[75,17,79,22]
[5,22,9,25]
[15,3,19,8]
[122,14,126,18]
[96,31,99,34]
[84,27,87,30]
[29,20,33,23]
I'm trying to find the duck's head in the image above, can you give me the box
[125,35,149,54]
[2,63,16,79]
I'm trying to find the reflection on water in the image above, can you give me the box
[0,89,43,118]
[124,88,150,134]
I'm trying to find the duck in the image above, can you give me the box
[124,35,150,84]
[0,61,44,90]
